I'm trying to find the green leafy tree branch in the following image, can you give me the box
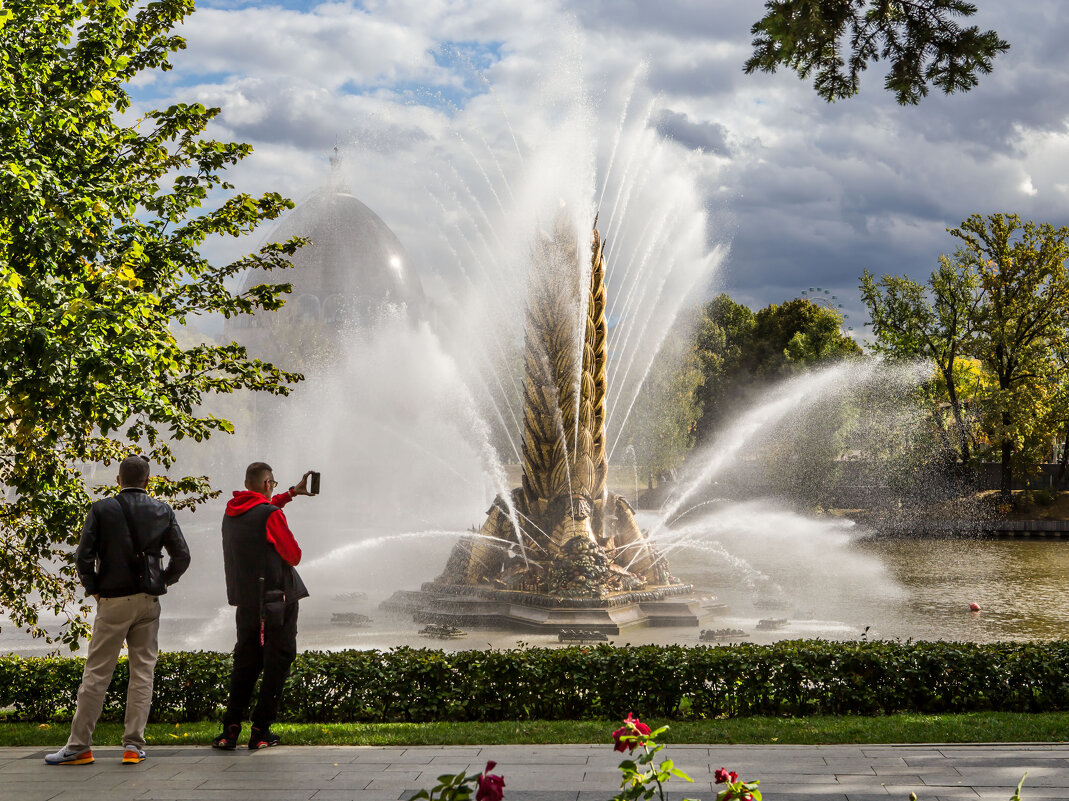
[0,0,304,646]
[745,0,1009,104]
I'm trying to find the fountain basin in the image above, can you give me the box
[383,582,727,634]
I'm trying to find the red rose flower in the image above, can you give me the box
[714,767,738,784]
[612,712,652,753]
[476,761,505,801]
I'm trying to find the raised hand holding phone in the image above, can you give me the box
[289,470,319,497]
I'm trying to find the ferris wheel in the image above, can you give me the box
[800,287,853,332]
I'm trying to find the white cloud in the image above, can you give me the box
[177,4,439,89]
[152,0,1069,325]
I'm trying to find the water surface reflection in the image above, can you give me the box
[6,534,1069,654]
[855,538,1069,642]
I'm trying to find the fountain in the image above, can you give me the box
[79,53,1053,657]
[171,60,943,649]
[2,46,1065,659]
[385,214,713,633]
[384,212,709,633]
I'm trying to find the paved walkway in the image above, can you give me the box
[1,743,1064,801]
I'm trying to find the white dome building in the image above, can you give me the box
[226,172,427,360]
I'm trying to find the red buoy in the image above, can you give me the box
[969,602,981,612]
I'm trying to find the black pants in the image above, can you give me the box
[223,602,298,729]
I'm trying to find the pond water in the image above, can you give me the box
[647,535,1069,647]
[851,537,1069,642]
[156,533,1069,651]
[6,525,1069,655]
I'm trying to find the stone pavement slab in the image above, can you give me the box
[2,743,1065,801]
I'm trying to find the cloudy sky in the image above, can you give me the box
[135,0,1069,337]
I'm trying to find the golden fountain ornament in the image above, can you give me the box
[389,215,706,633]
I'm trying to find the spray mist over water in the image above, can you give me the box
[148,47,729,653]
[644,501,906,637]
[602,359,934,639]
[654,359,933,533]
[156,46,961,650]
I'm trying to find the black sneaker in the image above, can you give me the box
[211,723,241,750]
[248,726,280,750]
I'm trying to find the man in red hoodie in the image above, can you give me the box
[212,462,314,750]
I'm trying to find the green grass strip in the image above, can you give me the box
[5,712,1069,747]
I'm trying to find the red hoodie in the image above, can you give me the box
[224,490,302,566]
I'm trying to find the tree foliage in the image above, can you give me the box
[953,214,1069,496]
[693,295,861,443]
[745,0,1009,104]
[860,256,980,463]
[861,214,1069,496]
[0,0,303,646]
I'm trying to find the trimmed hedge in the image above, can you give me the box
[3,641,1069,722]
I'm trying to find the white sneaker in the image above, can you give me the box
[44,746,94,765]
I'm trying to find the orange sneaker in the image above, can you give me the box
[121,747,146,764]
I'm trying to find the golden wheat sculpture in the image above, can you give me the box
[432,213,680,600]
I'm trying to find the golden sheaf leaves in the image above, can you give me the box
[520,219,609,513]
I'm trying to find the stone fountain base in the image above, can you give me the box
[382,583,727,635]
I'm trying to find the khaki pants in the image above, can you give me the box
[66,593,161,751]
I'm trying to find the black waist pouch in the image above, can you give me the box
[262,590,286,628]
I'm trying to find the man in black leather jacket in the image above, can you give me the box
[45,455,190,766]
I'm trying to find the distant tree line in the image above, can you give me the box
[627,213,1069,504]
[621,294,861,483]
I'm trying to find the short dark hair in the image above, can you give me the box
[118,455,150,487]
[245,461,273,487]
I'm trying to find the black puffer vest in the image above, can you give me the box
[221,503,309,608]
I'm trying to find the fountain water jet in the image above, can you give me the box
[386,215,711,633]
[653,359,932,534]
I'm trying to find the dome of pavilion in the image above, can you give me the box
[225,178,427,358]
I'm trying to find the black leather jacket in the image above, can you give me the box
[76,488,191,597]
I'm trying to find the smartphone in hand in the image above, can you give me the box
[309,471,320,495]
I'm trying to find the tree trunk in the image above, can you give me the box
[943,368,970,463]
[1000,410,1013,502]
[932,406,953,455]
[1057,426,1069,490]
